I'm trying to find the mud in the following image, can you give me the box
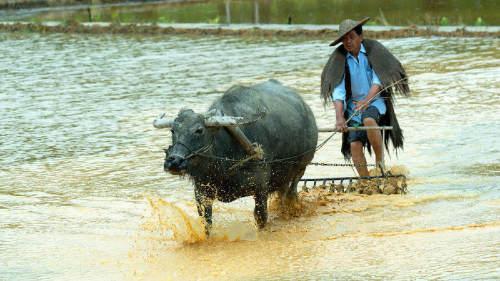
[1,22,499,38]
[301,166,409,195]
[140,165,410,245]
[142,166,410,245]
[353,166,409,195]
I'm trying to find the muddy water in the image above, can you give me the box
[0,32,499,280]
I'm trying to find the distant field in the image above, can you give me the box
[0,0,87,8]
[0,0,199,9]
[1,0,498,26]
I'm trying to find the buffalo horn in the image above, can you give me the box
[153,113,174,129]
[204,116,246,127]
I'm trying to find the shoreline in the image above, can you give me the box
[0,0,198,10]
[1,21,499,38]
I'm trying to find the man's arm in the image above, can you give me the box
[332,75,348,132]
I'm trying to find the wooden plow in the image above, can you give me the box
[301,126,408,194]
[299,175,408,194]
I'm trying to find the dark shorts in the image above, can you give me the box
[347,106,382,144]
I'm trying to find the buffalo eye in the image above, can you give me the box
[194,127,204,135]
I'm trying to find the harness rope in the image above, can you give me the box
[167,77,408,170]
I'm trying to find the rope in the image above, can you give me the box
[182,77,409,167]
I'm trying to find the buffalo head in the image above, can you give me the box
[153,109,248,175]
[162,109,211,175]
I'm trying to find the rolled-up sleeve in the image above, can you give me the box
[372,69,382,87]
[332,74,346,101]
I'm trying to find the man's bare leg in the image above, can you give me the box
[351,141,369,177]
[363,117,383,170]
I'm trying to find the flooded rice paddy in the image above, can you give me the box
[0,32,499,280]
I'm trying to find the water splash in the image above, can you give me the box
[143,197,258,244]
[144,197,207,244]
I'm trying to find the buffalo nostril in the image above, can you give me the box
[164,161,171,170]
[178,159,187,170]
[165,155,186,171]
[164,156,176,170]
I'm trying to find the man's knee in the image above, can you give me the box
[363,117,378,126]
[350,141,363,152]
[361,106,381,126]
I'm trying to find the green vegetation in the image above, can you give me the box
[4,0,499,26]
[440,17,449,26]
[475,17,485,26]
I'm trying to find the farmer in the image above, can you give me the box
[320,17,410,177]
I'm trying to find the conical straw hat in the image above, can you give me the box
[329,17,370,46]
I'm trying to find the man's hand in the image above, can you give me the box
[356,84,382,111]
[336,118,347,133]
[334,100,347,132]
[354,99,370,111]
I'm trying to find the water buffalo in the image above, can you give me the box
[154,79,318,233]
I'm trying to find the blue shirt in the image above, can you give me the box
[332,43,385,124]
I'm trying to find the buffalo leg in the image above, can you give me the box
[288,168,305,201]
[254,190,268,229]
[195,187,214,235]
[281,168,305,206]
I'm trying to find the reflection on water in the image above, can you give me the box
[1,0,499,26]
[458,162,500,176]
[0,32,499,280]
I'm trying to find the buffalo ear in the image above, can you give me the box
[179,108,195,115]
[203,108,223,118]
